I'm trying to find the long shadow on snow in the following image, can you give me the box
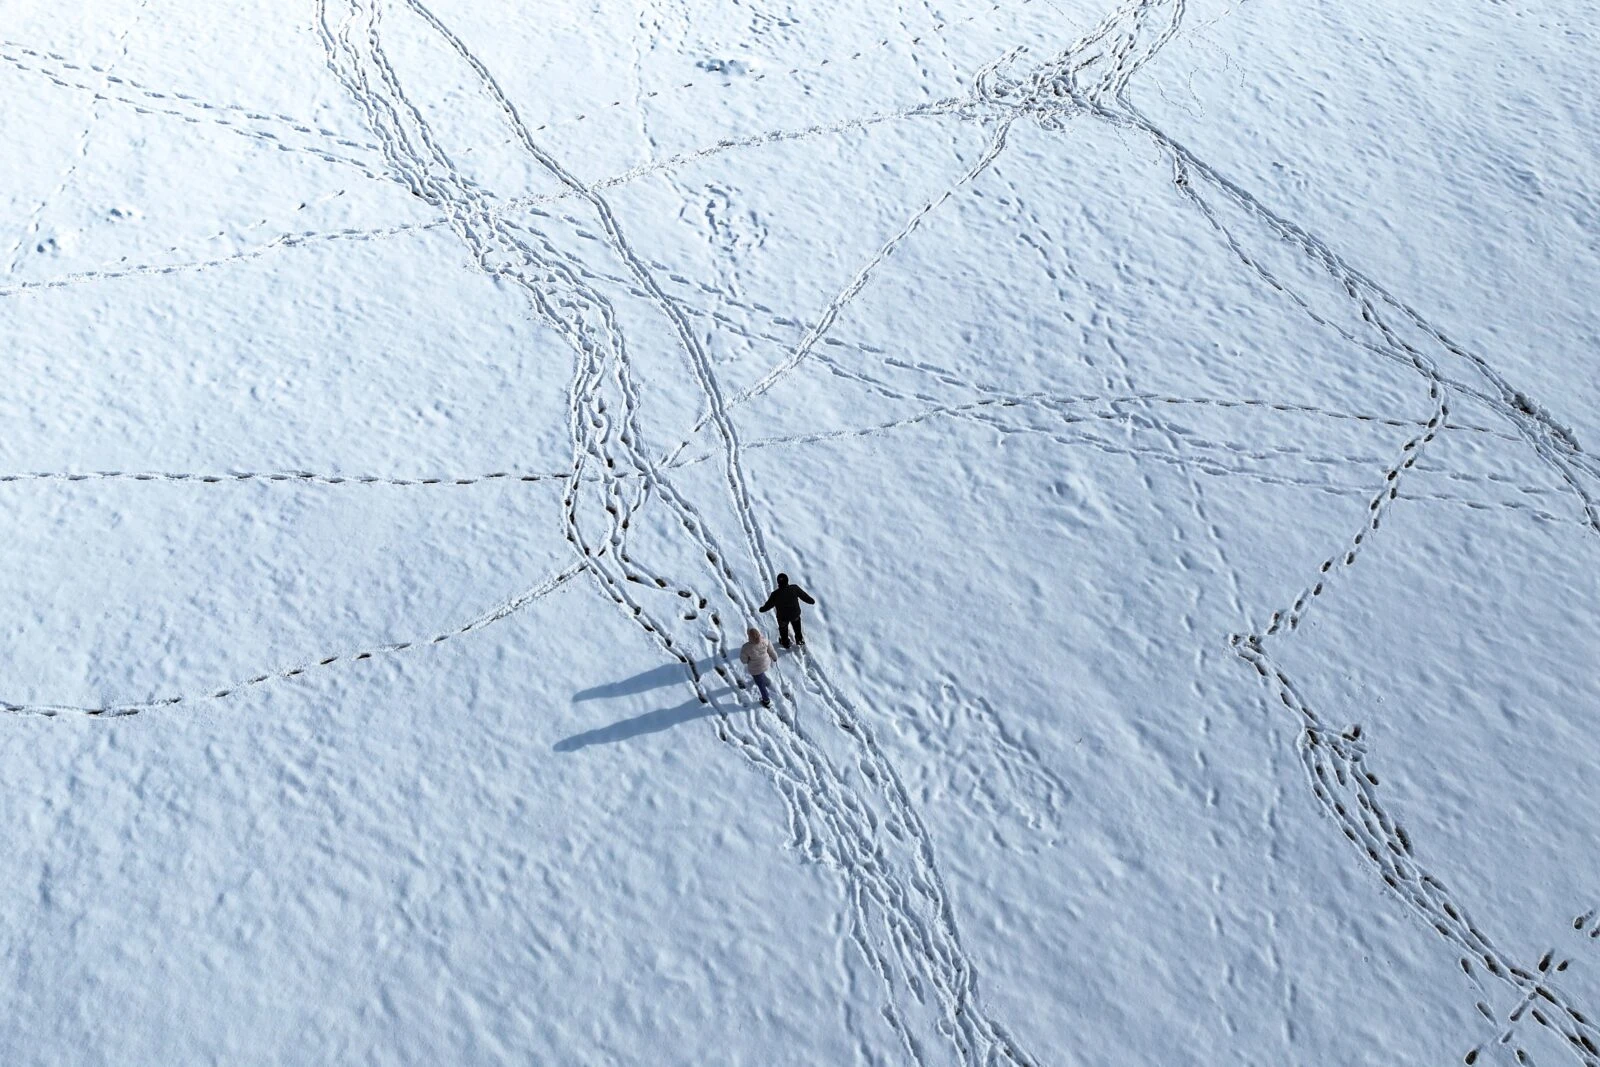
[554,686,733,752]
[571,657,720,703]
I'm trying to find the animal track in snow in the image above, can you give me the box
[4,0,1598,1061]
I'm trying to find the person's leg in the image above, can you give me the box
[753,673,772,705]
[792,615,805,646]
[778,619,792,647]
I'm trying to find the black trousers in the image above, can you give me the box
[779,616,804,645]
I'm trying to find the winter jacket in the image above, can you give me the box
[741,637,777,676]
[759,580,815,622]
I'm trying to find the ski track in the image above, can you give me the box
[5,0,1598,1061]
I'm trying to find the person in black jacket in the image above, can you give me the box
[759,573,815,649]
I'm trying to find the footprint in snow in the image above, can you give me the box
[696,56,753,76]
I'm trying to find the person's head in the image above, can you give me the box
[747,626,762,643]
[777,573,789,587]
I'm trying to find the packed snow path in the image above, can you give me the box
[3,0,1598,1063]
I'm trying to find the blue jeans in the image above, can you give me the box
[751,672,773,703]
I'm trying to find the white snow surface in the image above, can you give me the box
[2,0,1599,1063]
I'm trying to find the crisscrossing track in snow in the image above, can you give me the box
[3,0,1597,1061]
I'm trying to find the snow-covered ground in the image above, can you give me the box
[3,0,1598,1063]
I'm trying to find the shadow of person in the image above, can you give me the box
[570,657,721,703]
[554,686,737,752]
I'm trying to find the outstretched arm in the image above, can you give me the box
[798,587,815,605]
[758,592,776,613]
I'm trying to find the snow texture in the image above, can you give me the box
[2,0,1599,1064]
